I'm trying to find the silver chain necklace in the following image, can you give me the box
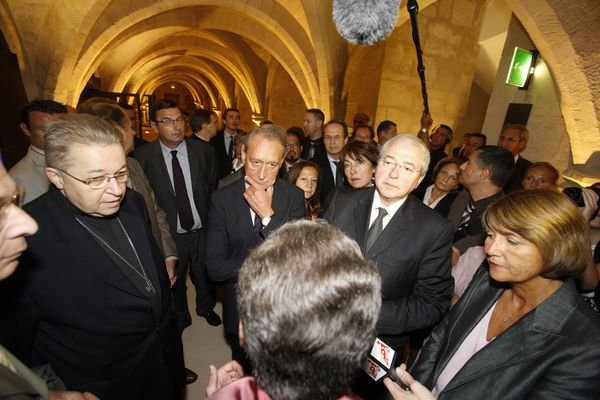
[75,217,156,294]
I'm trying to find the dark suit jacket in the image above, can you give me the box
[206,177,305,334]
[504,155,532,193]
[325,188,454,348]
[313,154,337,209]
[412,267,600,399]
[210,131,236,179]
[300,136,326,160]
[15,187,183,399]
[447,190,503,254]
[134,138,217,234]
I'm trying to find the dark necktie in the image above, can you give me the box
[365,207,388,252]
[227,135,234,161]
[333,161,344,188]
[171,150,194,231]
[308,141,315,159]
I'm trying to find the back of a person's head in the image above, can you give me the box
[238,220,381,400]
[476,145,514,188]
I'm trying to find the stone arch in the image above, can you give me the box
[505,0,600,165]
[51,1,320,111]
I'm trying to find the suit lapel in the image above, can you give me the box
[439,276,576,393]
[151,141,176,198]
[353,189,374,252]
[365,195,413,258]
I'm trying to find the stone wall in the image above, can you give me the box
[375,0,486,136]
[482,16,570,182]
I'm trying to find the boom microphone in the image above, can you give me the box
[332,0,402,45]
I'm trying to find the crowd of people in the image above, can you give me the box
[1,98,599,399]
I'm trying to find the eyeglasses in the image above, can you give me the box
[0,186,25,215]
[156,116,186,127]
[58,168,130,189]
[286,143,300,149]
[380,157,419,175]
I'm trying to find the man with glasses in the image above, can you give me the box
[206,123,305,374]
[283,127,304,173]
[325,134,453,399]
[11,114,185,399]
[134,100,220,336]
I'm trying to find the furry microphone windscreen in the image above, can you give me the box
[332,0,401,45]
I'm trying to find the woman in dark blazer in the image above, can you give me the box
[14,114,184,399]
[385,189,600,399]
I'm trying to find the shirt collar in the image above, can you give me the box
[372,189,405,220]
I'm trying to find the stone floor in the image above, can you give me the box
[182,284,230,399]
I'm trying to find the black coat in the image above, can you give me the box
[412,267,600,399]
[325,188,454,349]
[206,177,305,334]
[14,187,184,399]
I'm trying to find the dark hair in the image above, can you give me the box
[468,132,487,145]
[150,99,179,121]
[376,120,397,135]
[433,124,454,144]
[223,107,240,120]
[354,124,375,140]
[324,119,349,138]
[340,141,379,167]
[474,145,515,187]
[286,126,305,143]
[190,108,216,132]
[238,220,381,399]
[286,160,321,216]
[525,162,559,185]
[305,108,325,123]
[433,157,461,180]
[20,99,67,126]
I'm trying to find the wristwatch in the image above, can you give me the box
[261,215,272,226]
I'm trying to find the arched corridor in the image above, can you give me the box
[1,0,599,182]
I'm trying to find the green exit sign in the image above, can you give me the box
[506,47,536,88]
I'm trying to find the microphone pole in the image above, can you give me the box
[407,0,429,114]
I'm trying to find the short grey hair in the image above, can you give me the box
[380,134,430,176]
[238,220,381,399]
[246,123,287,154]
[45,113,123,170]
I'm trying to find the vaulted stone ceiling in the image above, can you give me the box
[1,0,599,174]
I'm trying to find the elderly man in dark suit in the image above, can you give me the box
[206,123,305,373]
[13,114,184,399]
[325,134,453,398]
[497,124,532,193]
[134,100,220,331]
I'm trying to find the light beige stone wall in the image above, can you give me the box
[375,0,486,136]
[265,63,306,129]
[481,17,570,180]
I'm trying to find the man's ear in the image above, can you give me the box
[20,123,31,138]
[480,167,491,182]
[45,167,64,189]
